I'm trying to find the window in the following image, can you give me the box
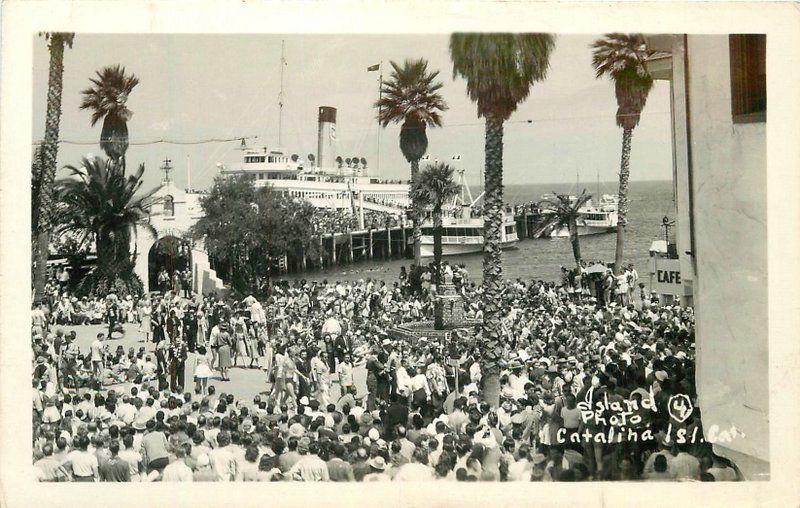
[729,34,766,123]
[163,195,175,217]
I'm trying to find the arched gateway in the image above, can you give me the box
[133,179,225,296]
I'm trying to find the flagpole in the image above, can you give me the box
[278,39,286,149]
[377,61,383,175]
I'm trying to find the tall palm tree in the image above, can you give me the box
[591,33,654,274]
[54,157,159,296]
[450,33,555,408]
[409,162,460,329]
[32,32,74,304]
[79,65,140,165]
[375,59,448,265]
[542,190,592,271]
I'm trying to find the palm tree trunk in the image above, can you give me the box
[481,116,505,409]
[33,35,68,304]
[433,204,443,330]
[569,218,581,271]
[614,127,633,274]
[410,159,422,265]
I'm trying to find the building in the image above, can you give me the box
[646,34,768,479]
[133,161,225,296]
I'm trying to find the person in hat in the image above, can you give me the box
[362,455,391,482]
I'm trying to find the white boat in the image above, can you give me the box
[419,170,519,257]
[547,194,619,238]
[217,106,410,217]
[419,211,519,257]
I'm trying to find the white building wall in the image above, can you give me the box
[684,35,768,477]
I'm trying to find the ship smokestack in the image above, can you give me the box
[317,106,337,169]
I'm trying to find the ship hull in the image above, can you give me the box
[549,225,615,238]
[420,239,518,257]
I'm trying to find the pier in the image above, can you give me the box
[276,208,555,275]
[282,224,413,273]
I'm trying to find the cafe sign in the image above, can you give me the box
[650,257,683,296]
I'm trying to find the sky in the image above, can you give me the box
[32,34,673,192]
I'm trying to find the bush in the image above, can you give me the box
[75,259,143,298]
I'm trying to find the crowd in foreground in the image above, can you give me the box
[30,261,740,482]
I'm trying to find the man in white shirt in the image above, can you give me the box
[161,447,194,482]
[90,333,105,379]
[115,397,138,425]
[288,441,330,481]
[119,434,144,481]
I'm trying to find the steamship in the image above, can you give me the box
[217,105,518,256]
[216,106,411,216]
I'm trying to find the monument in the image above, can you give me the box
[389,272,479,343]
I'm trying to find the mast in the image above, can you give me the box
[186,154,191,190]
[376,62,383,175]
[278,40,286,149]
[596,168,600,201]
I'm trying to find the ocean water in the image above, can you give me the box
[280,180,675,288]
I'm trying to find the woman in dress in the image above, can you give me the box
[196,307,208,351]
[232,313,249,368]
[216,324,232,381]
[244,319,259,369]
[138,298,152,343]
[193,346,214,395]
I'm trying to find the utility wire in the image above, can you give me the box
[32,110,670,147]
[32,135,259,147]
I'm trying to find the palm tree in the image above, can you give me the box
[54,157,159,296]
[591,33,654,274]
[32,32,74,305]
[79,65,140,165]
[410,163,460,329]
[375,58,448,265]
[542,190,592,271]
[450,33,555,408]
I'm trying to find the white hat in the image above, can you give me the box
[299,396,310,406]
[368,428,380,441]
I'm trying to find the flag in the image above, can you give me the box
[367,63,380,72]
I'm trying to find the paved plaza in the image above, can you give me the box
[68,322,369,402]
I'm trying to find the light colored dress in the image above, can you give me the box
[194,353,214,379]
[139,304,152,333]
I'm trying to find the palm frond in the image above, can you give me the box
[79,64,139,127]
[590,33,654,129]
[375,58,449,129]
[450,33,555,121]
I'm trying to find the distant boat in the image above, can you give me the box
[542,194,619,238]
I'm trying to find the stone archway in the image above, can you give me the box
[148,235,192,294]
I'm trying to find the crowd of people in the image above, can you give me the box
[30,261,739,483]
[310,208,404,237]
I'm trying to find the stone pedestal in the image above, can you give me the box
[437,283,465,327]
